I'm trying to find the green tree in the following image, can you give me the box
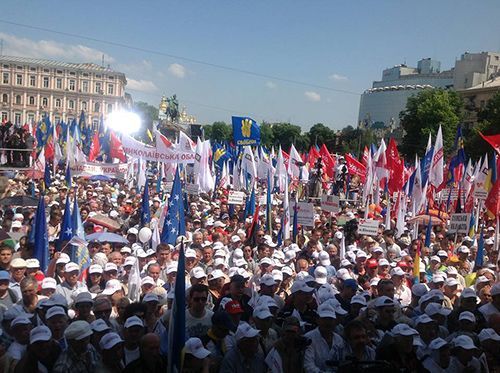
[308,123,336,148]
[465,91,500,160]
[204,121,232,142]
[400,89,463,159]
[133,101,158,142]
[336,126,375,156]
[270,122,304,151]
[260,121,274,148]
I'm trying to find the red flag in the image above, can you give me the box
[89,132,100,162]
[344,153,366,182]
[319,144,335,178]
[479,132,500,155]
[485,179,500,217]
[44,141,54,161]
[386,138,404,194]
[109,132,127,162]
[308,146,320,169]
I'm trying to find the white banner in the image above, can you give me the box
[357,219,379,236]
[185,183,199,195]
[121,134,196,164]
[70,162,129,178]
[290,202,315,227]
[228,191,246,205]
[449,213,471,234]
[321,194,340,213]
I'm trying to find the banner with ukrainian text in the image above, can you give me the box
[70,162,129,178]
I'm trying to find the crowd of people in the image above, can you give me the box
[0,121,35,167]
[0,156,498,373]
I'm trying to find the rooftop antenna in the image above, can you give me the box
[101,54,104,67]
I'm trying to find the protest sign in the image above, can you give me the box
[449,213,471,234]
[228,191,246,205]
[290,202,315,227]
[321,194,340,213]
[185,183,199,195]
[357,219,379,236]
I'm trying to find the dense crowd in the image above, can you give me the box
[0,160,498,373]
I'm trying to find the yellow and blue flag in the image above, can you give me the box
[232,116,261,146]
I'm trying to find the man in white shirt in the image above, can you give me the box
[304,303,345,373]
[6,315,32,361]
[391,267,411,307]
[123,316,145,367]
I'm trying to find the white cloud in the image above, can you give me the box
[265,81,276,89]
[329,73,348,81]
[0,32,114,64]
[127,78,158,93]
[305,91,321,102]
[168,63,187,78]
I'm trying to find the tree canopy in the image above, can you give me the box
[399,89,463,158]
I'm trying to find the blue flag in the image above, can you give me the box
[34,196,49,272]
[292,199,298,243]
[167,240,186,372]
[474,229,485,269]
[44,162,51,190]
[232,116,261,146]
[72,195,90,271]
[424,215,432,248]
[141,178,150,227]
[59,195,73,242]
[266,171,272,233]
[161,168,186,244]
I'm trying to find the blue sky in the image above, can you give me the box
[1,0,499,129]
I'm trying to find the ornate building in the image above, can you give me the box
[0,55,127,126]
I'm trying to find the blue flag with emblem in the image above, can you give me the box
[232,116,261,146]
[43,162,51,191]
[58,194,74,258]
[72,194,90,271]
[161,167,185,244]
[34,195,49,272]
[141,177,150,227]
[167,239,186,372]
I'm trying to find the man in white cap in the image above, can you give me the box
[478,282,500,322]
[304,303,345,373]
[53,320,98,373]
[6,315,32,361]
[15,325,62,372]
[448,335,481,372]
[95,332,125,372]
[182,337,211,372]
[220,322,265,372]
[54,262,88,307]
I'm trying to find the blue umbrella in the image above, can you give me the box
[86,232,128,244]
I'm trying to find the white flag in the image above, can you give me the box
[430,125,444,187]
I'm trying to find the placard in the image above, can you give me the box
[321,194,340,213]
[357,219,379,236]
[473,188,488,200]
[185,183,199,195]
[449,213,471,234]
[228,191,246,205]
[290,202,315,227]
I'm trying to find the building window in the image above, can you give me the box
[42,97,48,107]
[92,119,99,128]
[29,75,36,87]
[55,116,60,124]
[2,64,9,68]
[55,98,61,108]
[95,82,102,93]
[16,66,22,70]
[27,113,35,124]
[83,73,89,77]
[107,103,113,112]
[30,67,36,72]
[82,80,89,92]
[69,79,76,91]
[107,84,114,95]
[69,71,76,76]
[56,78,62,89]
[81,101,87,111]
[1,94,7,103]
[15,95,22,105]
[43,77,50,88]
[2,73,9,84]
[29,96,35,105]
[1,112,7,121]
[57,70,63,74]
[16,74,23,85]
[94,102,100,112]
[68,100,75,110]
[43,69,49,73]
[14,113,21,124]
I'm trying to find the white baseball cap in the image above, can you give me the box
[64,262,79,273]
[190,267,207,279]
[102,279,123,295]
[124,316,144,329]
[90,319,111,333]
[26,258,40,269]
[30,326,52,344]
[56,253,70,265]
[391,324,418,336]
[141,276,155,287]
[314,266,328,285]
[259,274,276,287]
[41,277,57,290]
[184,337,211,359]
[234,322,260,341]
[378,259,389,266]
[208,269,225,281]
[252,306,273,320]
[478,328,500,342]
[390,267,405,277]
[104,263,118,272]
[185,249,197,258]
[290,280,314,294]
[89,264,103,274]
[452,335,477,350]
[459,311,476,323]
[317,303,337,319]
[99,332,123,350]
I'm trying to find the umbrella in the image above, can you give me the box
[0,196,38,207]
[86,232,128,244]
[87,213,121,232]
[407,214,445,226]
